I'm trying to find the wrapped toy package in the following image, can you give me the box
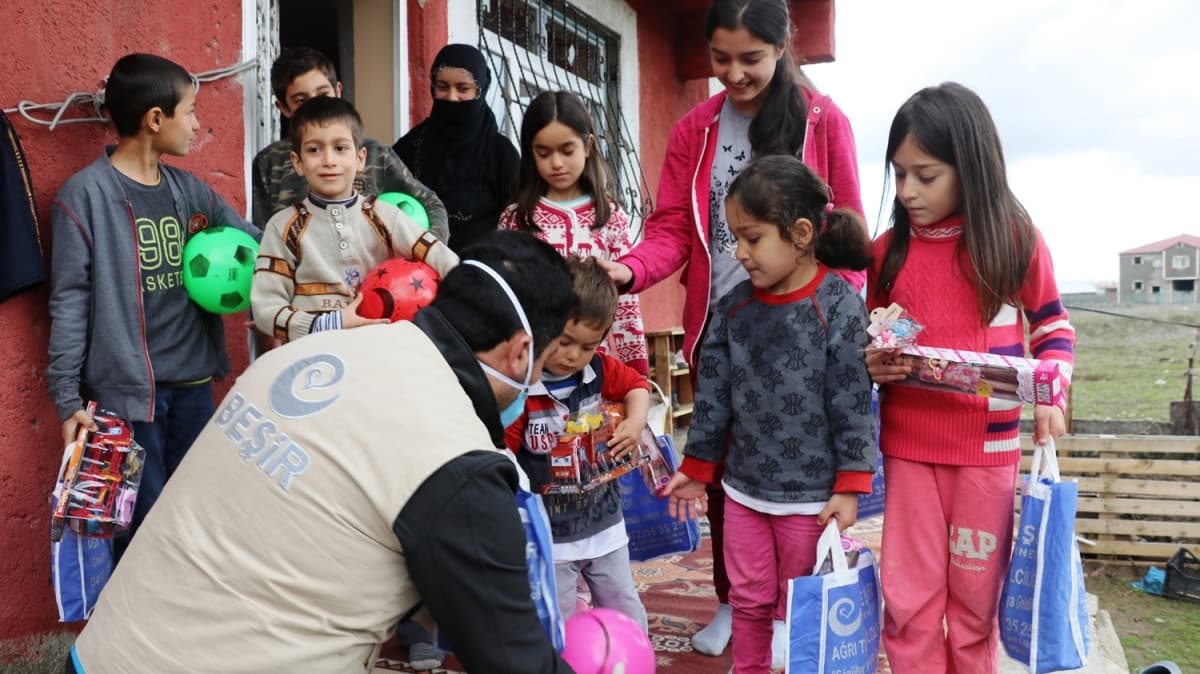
[50,404,145,621]
[544,401,673,496]
[867,303,1065,408]
[50,405,146,540]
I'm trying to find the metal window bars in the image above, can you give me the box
[478,0,654,237]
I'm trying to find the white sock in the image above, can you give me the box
[772,619,787,669]
[691,603,733,656]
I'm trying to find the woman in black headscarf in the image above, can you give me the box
[394,44,520,254]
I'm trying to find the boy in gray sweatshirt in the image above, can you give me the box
[47,53,260,560]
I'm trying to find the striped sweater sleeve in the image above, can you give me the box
[1021,228,1075,407]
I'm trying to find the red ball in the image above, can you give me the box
[356,258,440,322]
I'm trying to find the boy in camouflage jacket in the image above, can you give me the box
[251,47,449,243]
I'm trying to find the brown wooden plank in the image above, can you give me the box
[1075,496,1200,517]
[1080,457,1200,476]
[1017,450,1200,472]
[1020,435,1200,455]
[1073,477,1200,499]
[1052,457,1200,477]
[1081,540,1200,560]
[1073,518,1200,539]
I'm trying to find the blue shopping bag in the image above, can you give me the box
[51,526,113,622]
[1000,440,1089,673]
[786,521,882,673]
[857,388,885,519]
[620,434,700,562]
[517,487,566,652]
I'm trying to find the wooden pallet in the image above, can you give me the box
[1019,434,1200,562]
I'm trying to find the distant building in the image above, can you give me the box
[1119,234,1200,304]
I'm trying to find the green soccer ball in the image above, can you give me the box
[377,192,430,231]
[182,226,259,314]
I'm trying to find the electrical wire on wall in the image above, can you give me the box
[2,60,258,131]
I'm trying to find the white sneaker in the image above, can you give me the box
[691,603,733,656]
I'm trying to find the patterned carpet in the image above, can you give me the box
[372,517,888,673]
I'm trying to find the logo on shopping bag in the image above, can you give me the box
[828,597,862,637]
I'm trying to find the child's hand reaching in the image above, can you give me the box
[607,413,646,460]
[594,258,633,287]
[662,471,707,522]
[818,493,859,530]
[341,294,390,330]
[866,348,911,386]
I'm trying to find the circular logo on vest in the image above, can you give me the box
[269,353,346,418]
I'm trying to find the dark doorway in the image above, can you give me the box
[277,0,355,133]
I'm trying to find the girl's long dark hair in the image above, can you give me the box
[510,91,611,232]
[728,155,872,271]
[705,0,808,157]
[878,82,1034,324]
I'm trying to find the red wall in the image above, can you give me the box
[630,0,710,332]
[0,0,248,656]
[406,0,450,124]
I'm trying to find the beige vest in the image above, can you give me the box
[76,321,494,673]
[253,197,458,342]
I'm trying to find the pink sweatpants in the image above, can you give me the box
[723,495,824,674]
[880,456,1018,674]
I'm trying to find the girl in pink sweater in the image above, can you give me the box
[866,82,1074,674]
[500,91,648,375]
[598,0,865,662]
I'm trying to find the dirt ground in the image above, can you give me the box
[1084,560,1200,672]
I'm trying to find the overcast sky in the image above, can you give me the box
[803,0,1200,283]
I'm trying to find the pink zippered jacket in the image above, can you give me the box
[618,88,864,367]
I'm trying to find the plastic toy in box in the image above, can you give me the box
[867,303,1065,408]
[817,535,865,574]
[50,405,146,540]
[543,402,673,495]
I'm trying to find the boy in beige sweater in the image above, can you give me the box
[252,96,457,343]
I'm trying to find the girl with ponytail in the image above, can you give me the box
[597,0,865,664]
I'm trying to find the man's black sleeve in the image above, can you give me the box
[393,450,574,674]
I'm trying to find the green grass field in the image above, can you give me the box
[1062,304,1200,671]
[1066,304,1200,422]
[1088,564,1200,672]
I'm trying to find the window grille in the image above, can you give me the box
[478,0,654,235]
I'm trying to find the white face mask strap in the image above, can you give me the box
[463,259,534,384]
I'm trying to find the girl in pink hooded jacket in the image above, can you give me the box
[599,0,865,665]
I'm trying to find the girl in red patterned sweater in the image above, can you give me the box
[500,91,648,375]
[866,82,1075,674]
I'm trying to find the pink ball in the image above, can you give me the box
[561,608,656,674]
